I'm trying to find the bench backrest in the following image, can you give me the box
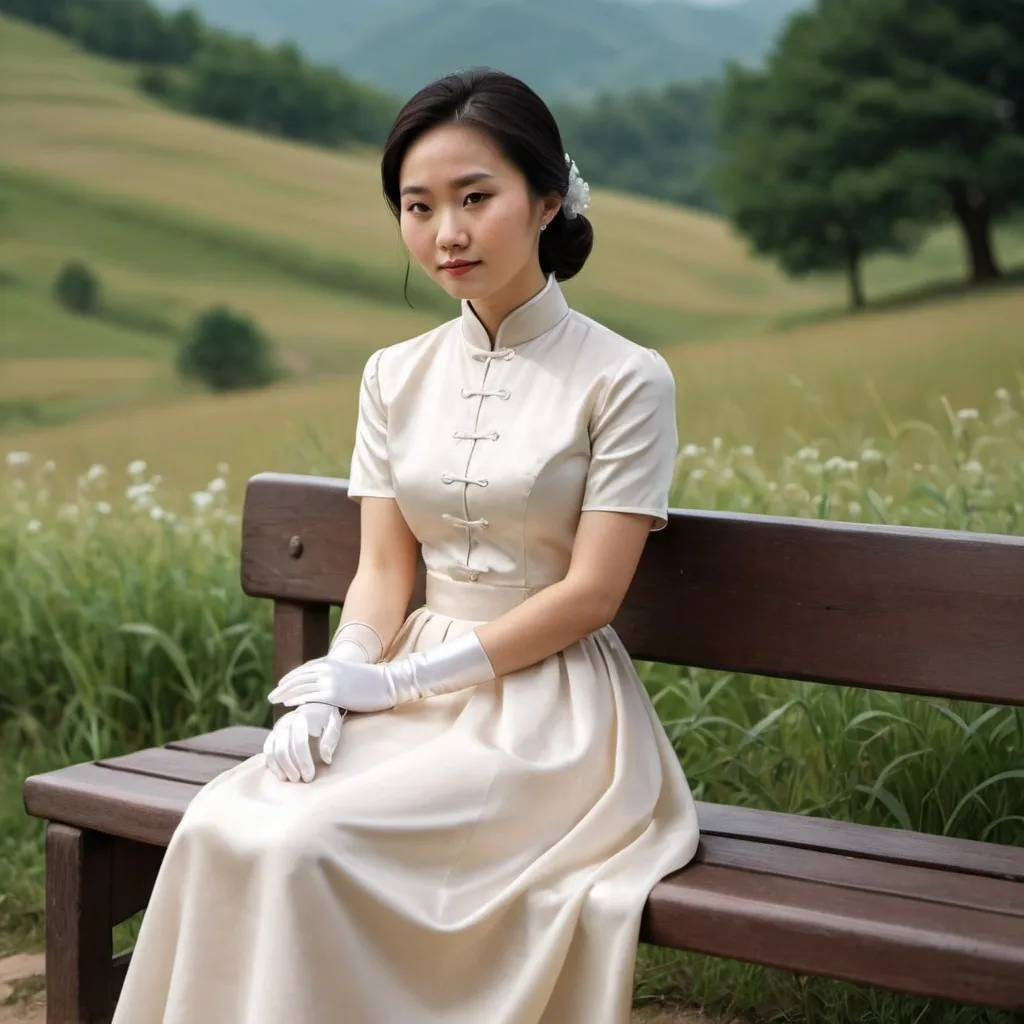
[240,472,1024,708]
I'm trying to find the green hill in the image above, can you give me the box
[1,12,1022,480]
[0,12,837,372]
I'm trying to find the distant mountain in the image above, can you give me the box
[159,0,811,102]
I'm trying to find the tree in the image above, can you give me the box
[176,307,280,392]
[715,16,923,309]
[808,0,1024,283]
[54,260,100,315]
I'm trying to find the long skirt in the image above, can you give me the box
[111,577,700,1024]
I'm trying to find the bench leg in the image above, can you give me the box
[45,823,114,1024]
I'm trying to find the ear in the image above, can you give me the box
[539,192,562,227]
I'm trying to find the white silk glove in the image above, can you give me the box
[262,703,343,784]
[267,630,495,713]
[262,621,384,782]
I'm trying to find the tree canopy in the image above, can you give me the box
[716,0,1024,305]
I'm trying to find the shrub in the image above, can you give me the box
[53,260,100,315]
[176,305,281,392]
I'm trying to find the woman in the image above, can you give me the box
[113,68,699,1024]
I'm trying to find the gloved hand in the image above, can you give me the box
[267,630,495,713]
[262,620,384,782]
[262,703,343,784]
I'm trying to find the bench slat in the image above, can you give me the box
[697,801,1024,882]
[643,863,1024,1009]
[97,748,246,787]
[24,764,200,846]
[166,725,272,760]
[697,834,1024,917]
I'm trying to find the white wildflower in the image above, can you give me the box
[191,491,214,510]
[995,388,1010,401]
[6,451,31,466]
[26,519,41,533]
[96,501,112,515]
[739,445,755,458]
[85,464,107,482]
[127,459,148,476]
[690,468,706,482]
[206,477,227,494]
[58,503,79,523]
[860,448,884,464]
[823,456,847,473]
[150,506,167,521]
[680,444,703,459]
[956,408,979,421]
[41,459,55,474]
[796,446,820,462]
[126,482,155,503]
[216,462,230,475]
[848,501,862,517]
[719,468,735,483]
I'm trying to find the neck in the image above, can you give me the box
[470,264,548,347]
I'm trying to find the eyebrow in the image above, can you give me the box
[400,172,494,197]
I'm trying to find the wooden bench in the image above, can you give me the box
[24,471,1024,1023]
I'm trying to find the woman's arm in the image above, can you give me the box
[474,509,653,677]
[335,497,419,654]
[269,509,654,711]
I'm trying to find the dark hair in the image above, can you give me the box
[381,68,593,282]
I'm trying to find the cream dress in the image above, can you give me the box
[112,274,700,1024]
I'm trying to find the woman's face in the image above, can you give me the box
[398,123,558,303]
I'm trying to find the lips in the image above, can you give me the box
[440,260,481,278]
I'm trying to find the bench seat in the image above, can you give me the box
[24,726,1024,1011]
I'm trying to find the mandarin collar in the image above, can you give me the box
[460,274,570,352]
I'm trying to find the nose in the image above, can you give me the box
[436,207,468,252]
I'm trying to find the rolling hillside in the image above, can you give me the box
[2,13,1022,492]
[0,13,836,369]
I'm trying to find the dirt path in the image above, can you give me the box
[0,954,707,1023]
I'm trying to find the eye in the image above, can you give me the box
[464,192,489,206]
[406,202,429,214]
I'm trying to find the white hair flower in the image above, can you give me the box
[563,153,591,220]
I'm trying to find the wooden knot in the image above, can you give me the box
[288,535,304,559]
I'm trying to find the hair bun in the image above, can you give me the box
[540,211,593,282]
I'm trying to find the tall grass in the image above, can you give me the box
[1,383,1022,1023]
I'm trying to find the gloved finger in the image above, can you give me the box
[280,683,334,707]
[268,661,323,700]
[276,719,303,783]
[319,709,342,765]
[267,672,317,703]
[263,728,287,782]
[287,713,316,783]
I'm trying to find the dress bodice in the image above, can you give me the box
[347,274,678,605]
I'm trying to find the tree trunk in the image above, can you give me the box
[947,181,1001,283]
[844,234,865,311]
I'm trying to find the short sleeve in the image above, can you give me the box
[580,348,678,531]
[347,349,395,502]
